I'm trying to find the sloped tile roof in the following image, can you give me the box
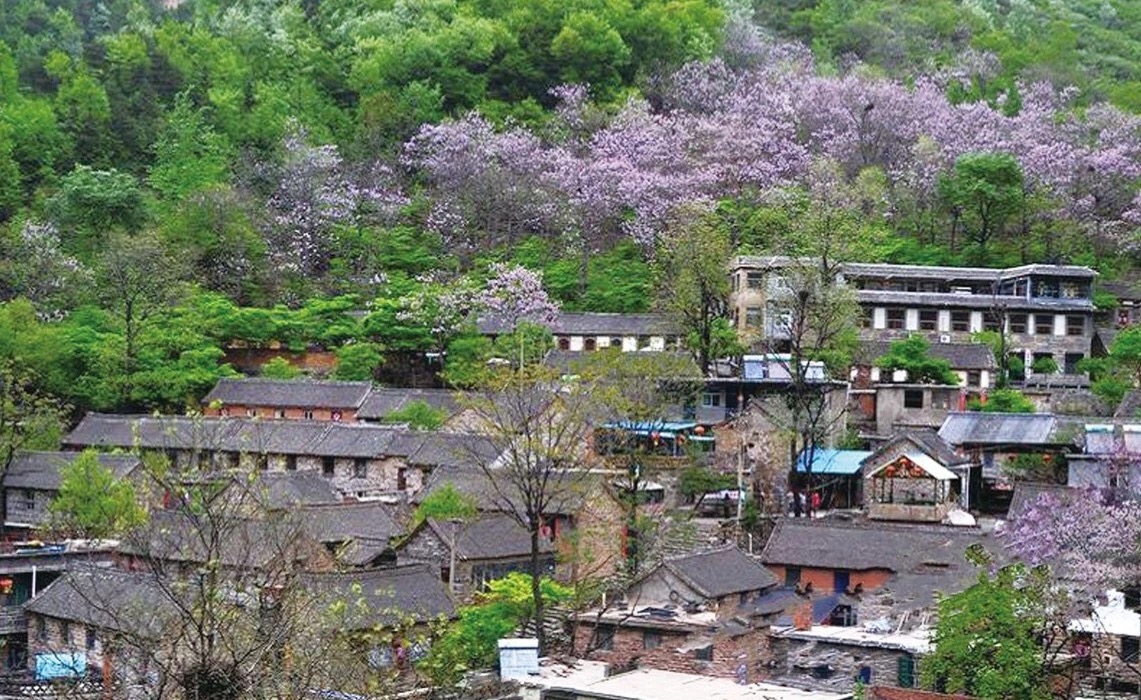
[478,312,679,336]
[856,341,996,371]
[25,568,179,638]
[4,451,141,490]
[662,546,778,598]
[938,412,1060,447]
[419,513,554,561]
[203,378,372,410]
[299,502,400,544]
[357,388,463,422]
[302,564,455,627]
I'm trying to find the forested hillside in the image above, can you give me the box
[0,0,1138,415]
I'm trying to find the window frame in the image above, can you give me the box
[903,389,924,409]
[950,311,970,332]
[886,309,906,330]
[918,310,937,331]
[1034,314,1055,335]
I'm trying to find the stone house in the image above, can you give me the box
[24,568,176,683]
[396,513,556,598]
[759,519,994,621]
[573,548,781,680]
[3,452,142,530]
[1069,590,1141,695]
[851,341,996,393]
[202,378,372,422]
[356,388,464,426]
[768,624,933,693]
[297,502,403,566]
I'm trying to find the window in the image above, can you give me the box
[1125,588,1141,610]
[322,457,335,476]
[353,459,368,478]
[886,309,905,330]
[966,371,981,387]
[19,490,34,510]
[746,272,764,289]
[303,410,314,420]
[1122,636,1140,663]
[61,620,70,645]
[1009,314,1028,334]
[833,570,850,592]
[285,455,297,471]
[858,666,873,684]
[702,392,722,407]
[610,337,623,349]
[950,311,970,332]
[860,308,873,329]
[918,310,937,331]
[557,337,570,351]
[903,389,924,409]
[897,656,916,688]
[35,617,45,642]
[397,467,408,491]
[694,645,713,662]
[739,591,751,606]
[254,454,268,471]
[784,567,801,588]
[594,627,614,651]
[982,313,1001,333]
[86,627,97,651]
[584,338,597,351]
[829,604,857,627]
[275,409,286,419]
[1034,314,1054,335]
[246,408,256,418]
[1066,315,1085,336]
[643,631,661,650]
[1035,280,1059,298]
[745,307,762,329]
[1065,353,1084,374]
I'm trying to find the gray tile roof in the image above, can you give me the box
[25,568,179,638]
[856,341,996,371]
[1007,481,1071,520]
[662,547,778,598]
[417,513,554,561]
[4,451,141,491]
[65,415,405,459]
[357,388,463,421]
[118,511,308,570]
[203,378,372,410]
[863,431,969,472]
[938,412,1061,447]
[299,502,401,544]
[478,312,679,336]
[248,472,342,508]
[842,262,1097,281]
[760,519,991,574]
[302,564,455,627]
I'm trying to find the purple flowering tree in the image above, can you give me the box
[478,263,560,332]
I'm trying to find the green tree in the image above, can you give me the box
[655,204,733,374]
[551,13,631,101]
[411,482,477,527]
[1110,327,1141,385]
[938,153,1024,255]
[420,573,572,687]
[149,94,232,202]
[922,550,1056,700]
[441,333,494,389]
[969,388,1035,413]
[48,166,147,258]
[48,449,147,538]
[332,343,382,381]
[383,400,448,430]
[260,357,301,379]
[875,335,959,384]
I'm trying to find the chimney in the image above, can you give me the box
[793,603,812,631]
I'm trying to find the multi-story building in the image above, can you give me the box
[730,258,1098,378]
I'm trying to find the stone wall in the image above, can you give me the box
[573,621,772,681]
[4,489,52,528]
[769,634,919,692]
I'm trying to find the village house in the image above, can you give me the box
[202,378,373,421]
[63,414,501,500]
[356,387,463,425]
[1066,423,1141,490]
[573,548,780,680]
[1069,589,1141,695]
[479,312,682,353]
[3,452,142,531]
[396,513,556,597]
[795,449,871,510]
[729,258,1097,379]
[297,501,402,566]
[759,519,994,623]
[852,341,997,393]
[23,568,175,684]
[768,623,933,693]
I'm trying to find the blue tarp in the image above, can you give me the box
[602,421,698,432]
[795,449,872,476]
[35,652,86,680]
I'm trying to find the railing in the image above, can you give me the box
[0,676,115,698]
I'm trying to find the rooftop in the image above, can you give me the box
[357,388,462,422]
[541,666,853,700]
[938,412,1065,447]
[301,564,455,627]
[855,341,996,371]
[4,451,141,491]
[203,378,373,410]
[25,568,178,638]
[796,449,873,476]
[660,546,778,598]
[414,513,554,561]
[772,624,933,654]
[477,312,679,337]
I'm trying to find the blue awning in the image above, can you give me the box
[602,421,698,432]
[795,448,873,476]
